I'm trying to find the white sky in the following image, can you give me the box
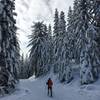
[15,0,74,56]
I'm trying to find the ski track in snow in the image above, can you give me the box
[0,74,100,100]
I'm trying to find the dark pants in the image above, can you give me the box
[48,87,52,97]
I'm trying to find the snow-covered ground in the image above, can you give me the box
[0,72,100,100]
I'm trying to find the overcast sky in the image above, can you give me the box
[15,0,74,56]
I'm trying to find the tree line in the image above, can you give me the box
[28,0,100,85]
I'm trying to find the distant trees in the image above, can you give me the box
[19,54,30,79]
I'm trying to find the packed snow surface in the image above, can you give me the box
[0,73,100,100]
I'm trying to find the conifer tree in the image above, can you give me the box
[53,9,60,73]
[0,0,20,93]
[47,24,53,68]
[90,0,100,45]
[59,11,66,35]
[72,0,89,62]
[28,22,50,77]
[73,0,100,84]
[67,6,75,60]
[48,24,52,37]
[53,9,73,82]
[53,8,59,36]
[80,24,100,84]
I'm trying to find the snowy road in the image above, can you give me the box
[1,75,100,100]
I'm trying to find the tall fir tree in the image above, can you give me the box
[67,6,73,36]
[90,0,100,47]
[67,6,75,60]
[0,0,20,93]
[28,22,51,77]
[48,24,52,37]
[72,0,89,57]
[53,8,59,36]
[80,24,100,84]
[47,24,53,68]
[76,0,95,84]
[59,11,66,35]
[53,9,60,73]
[53,10,73,82]
[72,0,100,84]
[72,0,81,63]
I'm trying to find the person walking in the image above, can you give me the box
[46,78,53,97]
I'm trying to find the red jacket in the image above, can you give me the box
[47,79,53,88]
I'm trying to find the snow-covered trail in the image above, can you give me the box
[1,74,100,100]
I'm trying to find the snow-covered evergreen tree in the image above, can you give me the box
[53,9,59,73]
[69,0,100,84]
[43,24,48,35]
[67,6,75,60]
[53,11,67,74]
[0,0,20,94]
[47,24,53,68]
[75,0,93,84]
[71,0,82,64]
[58,37,73,83]
[90,0,100,47]
[80,25,100,84]
[28,22,51,77]
[73,0,100,84]
[53,8,59,36]
[67,6,73,36]
[72,0,89,63]
[48,24,52,36]
[59,11,66,35]
[53,10,73,82]
[95,1,100,28]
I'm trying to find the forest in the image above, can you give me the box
[0,0,100,97]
